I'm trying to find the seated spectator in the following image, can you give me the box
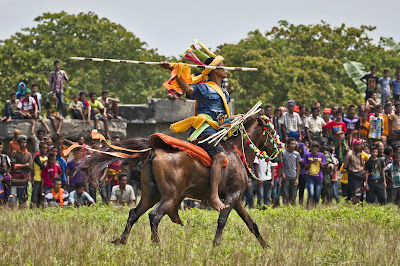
[17,88,38,135]
[16,82,26,100]
[66,148,84,193]
[8,129,21,155]
[98,90,122,119]
[0,140,11,205]
[45,92,64,134]
[1,92,23,122]
[31,84,42,112]
[50,145,67,187]
[69,94,85,122]
[78,91,91,123]
[31,142,48,208]
[69,182,94,207]
[42,153,62,194]
[89,92,110,139]
[366,92,379,109]
[44,177,69,207]
[110,174,136,207]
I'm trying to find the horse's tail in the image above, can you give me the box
[81,137,152,186]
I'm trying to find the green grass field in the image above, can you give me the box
[1,202,400,265]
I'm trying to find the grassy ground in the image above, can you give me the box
[0,202,400,265]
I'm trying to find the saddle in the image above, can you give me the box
[148,133,227,168]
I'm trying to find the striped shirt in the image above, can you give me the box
[18,97,37,111]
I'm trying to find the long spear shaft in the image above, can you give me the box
[69,57,258,71]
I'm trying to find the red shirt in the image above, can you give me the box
[42,163,62,187]
[274,162,283,180]
[323,120,347,133]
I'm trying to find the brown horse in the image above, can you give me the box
[84,116,277,247]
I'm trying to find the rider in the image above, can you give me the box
[160,47,231,212]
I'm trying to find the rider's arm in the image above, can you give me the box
[160,62,194,96]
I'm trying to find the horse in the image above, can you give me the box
[84,115,280,247]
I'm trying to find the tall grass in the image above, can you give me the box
[0,202,399,265]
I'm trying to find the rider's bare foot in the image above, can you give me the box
[209,197,230,212]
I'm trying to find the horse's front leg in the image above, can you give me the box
[213,192,240,246]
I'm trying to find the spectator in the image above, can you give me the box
[329,105,339,120]
[329,147,340,203]
[368,105,385,144]
[42,153,62,194]
[49,60,69,116]
[89,92,110,139]
[253,156,276,207]
[54,134,69,161]
[8,129,21,155]
[30,84,42,112]
[1,92,23,122]
[0,140,11,205]
[379,69,391,105]
[66,148,84,193]
[110,174,136,207]
[79,91,91,125]
[383,146,393,203]
[366,92,379,109]
[64,135,91,157]
[16,82,26,100]
[391,71,400,103]
[50,145,67,188]
[320,144,335,204]
[305,106,326,142]
[44,177,69,207]
[299,105,307,140]
[365,146,387,205]
[360,66,380,102]
[272,160,283,207]
[104,161,122,200]
[69,182,94,207]
[264,105,273,119]
[281,100,302,142]
[98,90,122,119]
[343,105,361,147]
[339,163,351,201]
[69,95,85,122]
[304,142,326,208]
[281,137,301,206]
[297,142,308,206]
[358,104,367,118]
[45,92,64,134]
[343,140,365,204]
[31,142,48,208]
[9,135,32,207]
[89,168,108,205]
[381,103,392,139]
[384,153,400,208]
[323,110,348,163]
[17,88,38,135]
[389,103,400,141]
[31,129,46,154]
[361,114,370,139]
[272,108,283,139]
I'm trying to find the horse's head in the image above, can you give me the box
[243,115,284,162]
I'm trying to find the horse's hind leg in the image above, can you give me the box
[213,193,240,246]
[234,201,268,248]
[149,198,178,243]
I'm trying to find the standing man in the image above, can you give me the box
[389,103,400,141]
[282,137,301,206]
[281,100,302,142]
[253,156,276,207]
[379,69,391,105]
[305,106,326,142]
[299,105,308,141]
[360,66,380,102]
[9,135,33,207]
[49,60,69,116]
[365,146,387,205]
[343,105,361,147]
[368,105,385,145]
[343,140,365,204]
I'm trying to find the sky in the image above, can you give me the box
[1,0,399,57]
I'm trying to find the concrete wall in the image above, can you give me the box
[119,98,234,140]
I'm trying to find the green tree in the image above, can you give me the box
[0,11,168,111]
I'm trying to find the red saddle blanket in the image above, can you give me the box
[148,133,227,168]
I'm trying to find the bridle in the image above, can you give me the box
[232,115,284,180]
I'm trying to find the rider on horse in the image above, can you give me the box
[160,50,232,212]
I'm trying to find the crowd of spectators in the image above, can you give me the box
[1,60,122,139]
[244,66,400,209]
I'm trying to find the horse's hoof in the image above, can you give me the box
[111,236,126,245]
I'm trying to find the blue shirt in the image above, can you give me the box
[188,83,231,136]
[391,79,400,95]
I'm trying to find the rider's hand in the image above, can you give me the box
[159,61,173,71]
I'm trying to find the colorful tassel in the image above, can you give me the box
[193,39,217,58]
[191,45,209,60]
